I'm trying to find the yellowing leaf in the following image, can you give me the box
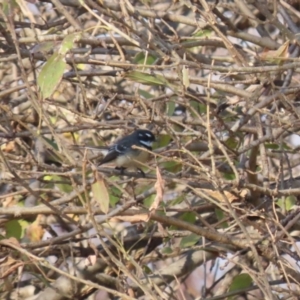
[37,53,66,99]
[92,178,110,214]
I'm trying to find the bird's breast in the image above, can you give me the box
[115,150,149,168]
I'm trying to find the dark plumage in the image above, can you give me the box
[72,129,156,175]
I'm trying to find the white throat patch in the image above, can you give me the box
[139,140,153,148]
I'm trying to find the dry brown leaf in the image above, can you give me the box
[26,217,45,242]
[113,214,149,223]
[157,222,168,236]
[0,256,23,279]
[92,173,110,214]
[148,167,164,218]
[259,41,289,64]
[1,141,15,152]
[239,188,249,198]
[4,237,21,247]
[84,255,97,267]
[198,189,240,203]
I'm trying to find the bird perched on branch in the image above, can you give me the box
[72,129,156,176]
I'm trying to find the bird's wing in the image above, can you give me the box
[98,144,127,165]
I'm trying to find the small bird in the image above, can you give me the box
[73,129,156,175]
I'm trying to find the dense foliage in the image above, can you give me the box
[1,0,300,299]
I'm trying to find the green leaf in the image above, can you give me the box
[277,196,297,212]
[109,186,122,207]
[282,143,292,150]
[179,212,196,224]
[190,100,206,116]
[228,274,252,300]
[133,52,157,65]
[169,195,185,206]
[223,172,236,180]
[125,71,169,86]
[167,101,176,116]
[5,220,28,239]
[92,179,110,214]
[162,161,182,173]
[60,33,81,55]
[142,265,153,274]
[192,29,212,38]
[43,174,72,193]
[225,136,239,150]
[3,0,18,16]
[37,53,66,99]
[138,89,154,99]
[265,143,279,149]
[43,175,52,181]
[53,175,72,193]
[180,233,199,248]
[43,137,59,151]
[143,194,155,208]
[157,134,172,147]
[161,247,173,254]
[266,142,292,151]
[215,208,228,228]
